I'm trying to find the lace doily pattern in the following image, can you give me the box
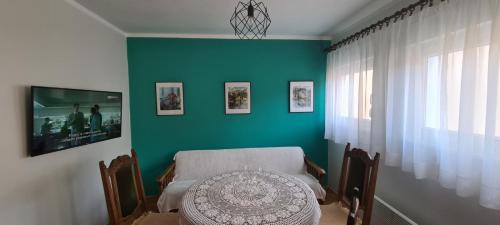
[180,170,320,225]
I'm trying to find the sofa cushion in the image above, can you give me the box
[157,179,196,213]
[293,174,327,200]
[157,175,326,212]
[174,147,306,181]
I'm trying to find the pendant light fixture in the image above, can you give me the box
[230,0,271,39]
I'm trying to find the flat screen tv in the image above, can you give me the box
[30,86,122,156]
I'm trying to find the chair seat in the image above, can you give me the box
[132,212,178,225]
[320,203,361,225]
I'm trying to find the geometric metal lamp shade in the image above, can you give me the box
[230,0,271,39]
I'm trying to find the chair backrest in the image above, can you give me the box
[338,143,380,225]
[99,150,147,225]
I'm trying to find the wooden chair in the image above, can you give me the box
[99,150,178,225]
[346,187,361,225]
[320,143,380,225]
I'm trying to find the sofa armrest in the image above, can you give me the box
[157,162,176,193]
[304,157,326,183]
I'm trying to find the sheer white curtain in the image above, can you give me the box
[325,0,500,209]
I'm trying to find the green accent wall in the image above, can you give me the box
[127,38,329,194]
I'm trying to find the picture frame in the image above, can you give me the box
[289,81,314,113]
[156,82,184,115]
[225,82,251,114]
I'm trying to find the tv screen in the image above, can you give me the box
[31,86,122,156]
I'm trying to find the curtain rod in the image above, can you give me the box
[324,0,447,53]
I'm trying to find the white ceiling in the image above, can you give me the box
[73,0,396,39]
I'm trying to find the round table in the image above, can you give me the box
[180,170,321,225]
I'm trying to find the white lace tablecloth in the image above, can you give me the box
[179,170,321,225]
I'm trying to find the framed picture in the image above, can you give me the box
[156,82,184,115]
[289,81,314,113]
[225,82,251,114]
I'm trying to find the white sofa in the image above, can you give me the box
[156,146,327,212]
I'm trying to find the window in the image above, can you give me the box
[424,46,493,135]
[338,69,373,120]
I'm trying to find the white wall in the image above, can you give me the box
[0,0,130,224]
[327,142,500,225]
